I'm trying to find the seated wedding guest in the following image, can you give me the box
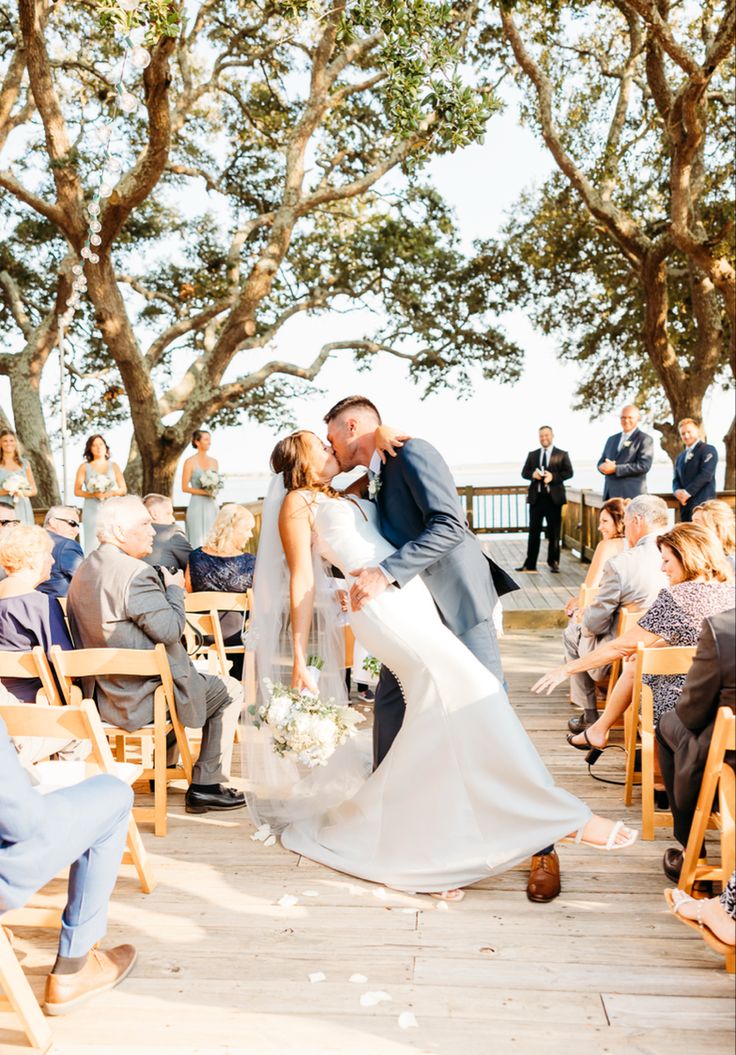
[0,505,19,583]
[672,418,718,522]
[185,504,256,680]
[0,714,137,1015]
[564,495,668,737]
[0,524,73,701]
[38,506,84,598]
[141,493,192,572]
[564,498,628,619]
[692,499,735,567]
[67,496,245,814]
[537,523,734,755]
[665,873,735,965]
[657,609,735,882]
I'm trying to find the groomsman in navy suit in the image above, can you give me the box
[672,418,718,522]
[597,405,654,499]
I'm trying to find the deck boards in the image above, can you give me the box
[481,536,587,619]
[2,629,733,1055]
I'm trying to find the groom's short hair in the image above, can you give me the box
[324,396,381,425]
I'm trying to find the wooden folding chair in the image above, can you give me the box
[0,646,63,706]
[625,643,697,839]
[0,923,52,1053]
[0,699,156,894]
[50,644,193,837]
[679,707,735,908]
[184,590,249,677]
[577,584,600,610]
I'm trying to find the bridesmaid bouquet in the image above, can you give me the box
[3,473,32,504]
[199,469,223,496]
[86,472,115,496]
[252,678,363,768]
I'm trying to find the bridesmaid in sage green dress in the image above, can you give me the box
[73,434,127,554]
[182,429,220,548]
[0,429,37,525]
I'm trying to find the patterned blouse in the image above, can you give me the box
[638,580,735,724]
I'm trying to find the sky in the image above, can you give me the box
[3,70,732,497]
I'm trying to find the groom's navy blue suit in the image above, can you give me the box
[372,438,515,768]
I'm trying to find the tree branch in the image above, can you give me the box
[0,269,33,338]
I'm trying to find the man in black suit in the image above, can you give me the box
[656,609,735,882]
[517,426,573,574]
[672,418,718,522]
[141,494,192,572]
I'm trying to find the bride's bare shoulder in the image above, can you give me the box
[280,489,317,520]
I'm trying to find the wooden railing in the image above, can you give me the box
[32,487,733,561]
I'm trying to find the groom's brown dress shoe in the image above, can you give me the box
[527,850,561,902]
[44,945,137,1015]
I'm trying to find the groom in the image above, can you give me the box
[325,396,563,902]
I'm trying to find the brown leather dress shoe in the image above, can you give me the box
[527,850,561,902]
[44,945,137,1015]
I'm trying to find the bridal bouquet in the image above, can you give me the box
[3,472,33,504]
[86,472,115,496]
[199,468,223,496]
[252,677,363,768]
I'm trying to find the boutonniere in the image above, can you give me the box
[622,440,631,449]
[368,474,382,499]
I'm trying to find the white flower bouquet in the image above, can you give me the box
[199,468,223,496]
[3,472,33,504]
[86,472,115,496]
[250,678,363,768]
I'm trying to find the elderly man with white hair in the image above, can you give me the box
[563,494,669,736]
[597,404,654,500]
[67,496,245,814]
[38,505,84,598]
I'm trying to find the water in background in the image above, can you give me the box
[172,460,678,508]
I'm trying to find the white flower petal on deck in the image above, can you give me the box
[263,835,277,847]
[277,894,298,908]
[349,973,368,984]
[360,990,391,1007]
[400,908,416,914]
[251,823,272,842]
[372,887,388,901]
[435,901,449,912]
[308,971,326,983]
[301,890,320,897]
[398,1011,418,1030]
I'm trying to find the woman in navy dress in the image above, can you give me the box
[0,524,73,700]
[186,504,256,679]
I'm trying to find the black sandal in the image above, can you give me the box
[565,728,603,765]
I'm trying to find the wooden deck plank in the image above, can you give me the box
[2,629,733,1055]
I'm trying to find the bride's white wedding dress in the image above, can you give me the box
[279,493,591,892]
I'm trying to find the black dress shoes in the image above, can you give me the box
[515,565,538,573]
[548,562,560,573]
[662,847,683,883]
[567,710,598,735]
[185,784,246,814]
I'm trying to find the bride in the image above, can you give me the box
[245,430,637,897]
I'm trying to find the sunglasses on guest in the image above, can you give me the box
[53,517,81,529]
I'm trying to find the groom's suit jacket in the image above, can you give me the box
[375,439,518,638]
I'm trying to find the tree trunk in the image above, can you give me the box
[724,415,735,491]
[8,358,60,507]
[124,429,186,499]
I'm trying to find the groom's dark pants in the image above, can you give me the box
[372,616,503,770]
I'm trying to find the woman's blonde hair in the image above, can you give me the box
[693,500,735,557]
[204,503,255,556]
[0,524,52,574]
[656,523,732,583]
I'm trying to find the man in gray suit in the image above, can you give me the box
[0,713,137,1015]
[67,496,244,814]
[597,405,654,499]
[564,494,669,735]
[141,494,192,572]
